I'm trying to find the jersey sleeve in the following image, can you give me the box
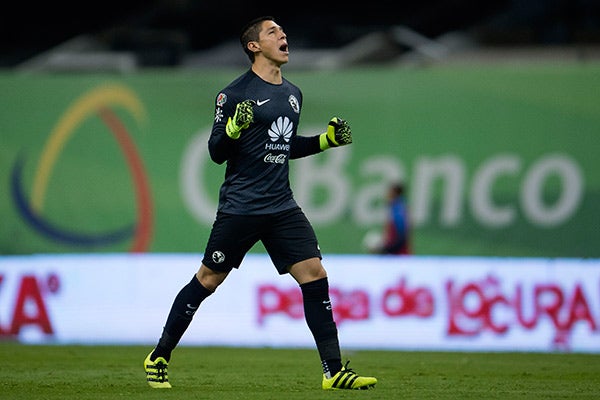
[208,90,238,164]
[290,135,321,159]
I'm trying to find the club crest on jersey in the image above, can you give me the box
[216,92,227,106]
[288,95,300,114]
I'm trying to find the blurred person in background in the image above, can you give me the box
[364,182,411,255]
[143,15,377,391]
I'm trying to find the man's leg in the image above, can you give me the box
[290,258,377,390]
[144,265,227,388]
[299,276,343,377]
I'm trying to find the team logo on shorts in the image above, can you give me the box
[212,250,225,263]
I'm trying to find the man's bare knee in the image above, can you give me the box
[289,257,327,284]
[195,264,228,292]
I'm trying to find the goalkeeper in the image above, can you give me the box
[144,16,377,391]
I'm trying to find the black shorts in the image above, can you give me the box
[201,207,322,274]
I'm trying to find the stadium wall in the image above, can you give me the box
[1,253,598,353]
[1,64,599,257]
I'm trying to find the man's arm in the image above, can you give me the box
[290,135,321,159]
[291,117,353,159]
[208,99,254,164]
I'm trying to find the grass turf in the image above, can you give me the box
[2,342,599,399]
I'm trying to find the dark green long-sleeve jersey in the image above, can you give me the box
[209,69,322,215]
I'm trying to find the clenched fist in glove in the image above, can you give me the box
[226,100,255,139]
[319,117,352,150]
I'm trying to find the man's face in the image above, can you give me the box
[255,20,289,65]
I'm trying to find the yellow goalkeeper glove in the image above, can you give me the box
[319,117,352,150]
[225,100,255,139]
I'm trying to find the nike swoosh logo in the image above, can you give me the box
[185,303,199,316]
[256,99,271,106]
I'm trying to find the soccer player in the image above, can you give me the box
[369,182,411,255]
[144,15,377,390]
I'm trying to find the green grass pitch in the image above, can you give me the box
[2,342,599,399]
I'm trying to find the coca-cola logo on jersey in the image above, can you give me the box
[264,153,286,164]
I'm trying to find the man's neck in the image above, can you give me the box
[251,62,283,85]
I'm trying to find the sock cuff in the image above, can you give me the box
[190,275,214,297]
[300,277,329,298]
[300,276,328,290]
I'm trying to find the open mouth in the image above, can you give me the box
[280,44,288,52]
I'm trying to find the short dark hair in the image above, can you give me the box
[240,16,275,63]
[390,182,405,197]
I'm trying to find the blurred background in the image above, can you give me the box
[1,0,600,352]
[3,0,600,70]
[1,0,599,257]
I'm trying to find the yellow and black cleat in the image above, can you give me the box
[322,361,377,390]
[144,350,172,388]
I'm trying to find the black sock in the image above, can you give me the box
[300,277,342,377]
[152,275,213,362]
